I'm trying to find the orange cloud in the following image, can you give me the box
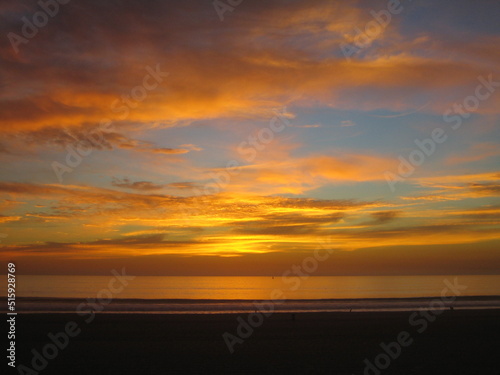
[2,0,500,139]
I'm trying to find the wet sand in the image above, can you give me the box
[8,310,500,374]
[7,295,500,313]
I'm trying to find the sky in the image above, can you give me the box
[0,0,499,275]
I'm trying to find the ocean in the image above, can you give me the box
[3,275,500,313]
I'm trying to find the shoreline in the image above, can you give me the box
[3,295,500,314]
[4,294,500,302]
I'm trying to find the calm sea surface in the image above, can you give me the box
[3,275,500,300]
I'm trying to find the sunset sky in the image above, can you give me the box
[0,0,499,275]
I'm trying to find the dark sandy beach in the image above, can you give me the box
[5,309,500,375]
